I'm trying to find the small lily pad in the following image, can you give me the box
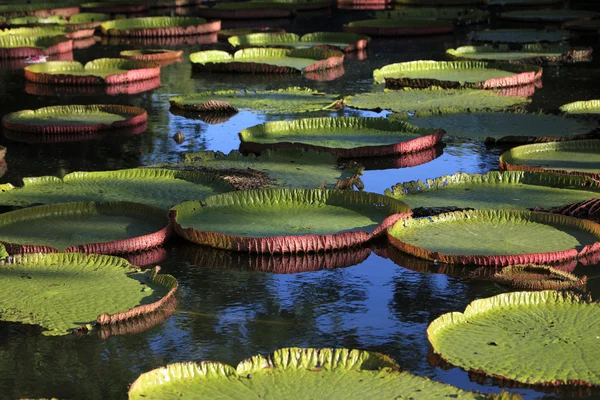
[24,58,161,85]
[469,29,572,44]
[100,16,221,37]
[343,18,454,36]
[228,32,370,52]
[374,60,542,89]
[239,116,444,157]
[120,49,183,62]
[129,347,492,399]
[0,168,234,210]
[385,171,600,211]
[190,48,344,74]
[344,88,530,113]
[499,140,600,179]
[388,209,600,266]
[447,44,593,64]
[428,290,600,386]
[3,104,147,134]
[170,188,411,253]
[0,253,177,336]
[390,109,598,144]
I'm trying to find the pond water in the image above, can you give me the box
[0,5,599,400]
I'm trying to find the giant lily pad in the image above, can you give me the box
[179,149,363,189]
[428,291,600,386]
[0,168,233,210]
[218,27,286,39]
[469,29,572,44]
[536,198,600,223]
[197,3,293,19]
[560,100,600,115]
[100,17,221,37]
[25,76,162,97]
[0,25,95,40]
[7,13,112,29]
[80,2,148,13]
[0,201,170,255]
[388,209,600,265]
[168,87,342,115]
[344,88,530,113]
[390,109,598,144]
[120,49,183,62]
[374,60,542,89]
[24,58,161,85]
[385,171,600,211]
[239,116,445,158]
[129,347,492,399]
[372,8,490,25]
[0,253,177,336]
[190,48,344,74]
[499,140,600,179]
[0,34,72,58]
[0,3,79,18]
[170,188,411,253]
[446,44,593,64]
[3,104,147,134]
[343,18,454,36]
[499,9,600,22]
[228,32,370,52]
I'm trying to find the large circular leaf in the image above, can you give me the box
[0,201,170,255]
[239,116,445,157]
[344,88,530,113]
[0,168,234,210]
[446,44,593,64]
[169,87,343,114]
[500,140,600,179]
[100,16,221,36]
[120,49,183,62]
[499,9,599,22]
[560,99,600,115]
[0,253,177,336]
[228,32,370,52]
[24,58,161,85]
[129,347,490,399]
[374,60,542,89]
[0,26,95,40]
[3,104,147,134]
[469,29,572,44]
[189,48,344,74]
[343,18,454,36]
[385,171,600,211]
[390,109,598,144]
[0,35,72,59]
[388,209,600,266]
[170,188,411,253]
[428,291,600,386]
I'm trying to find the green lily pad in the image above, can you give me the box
[228,32,370,52]
[24,58,161,85]
[499,9,600,22]
[218,27,286,39]
[387,209,600,265]
[0,168,233,210]
[0,201,170,254]
[120,49,183,62]
[169,87,342,114]
[190,48,344,73]
[428,290,600,386]
[2,104,147,134]
[81,2,148,13]
[0,26,95,40]
[385,170,600,211]
[129,347,492,399]
[0,253,177,336]
[390,109,598,144]
[447,44,593,63]
[0,3,78,17]
[239,116,444,158]
[499,140,600,179]
[179,149,362,189]
[374,60,542,89]
[344,88,530,113]
[490,264,587,290]
[171,188,410,253]
[6,15,63,25]
[0,35,71,58]
[469,29,572,44]
[100,16,220,36]
[372,7,490,25]
[343,18,454,36]
[560,99,600,114]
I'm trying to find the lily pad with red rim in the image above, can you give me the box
[228,32,370,52]
[446,44,593,64]
[0,34,72,58]
[120,49,183,62]
[100,17,221,37]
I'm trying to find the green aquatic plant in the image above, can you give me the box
[228,32,370,52]
[100,16,220,36]
[560,99,600,114]
[446,44,593,64]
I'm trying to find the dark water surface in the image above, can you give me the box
[0,4,599,400]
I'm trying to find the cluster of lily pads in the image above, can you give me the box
[0,0,599,398]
